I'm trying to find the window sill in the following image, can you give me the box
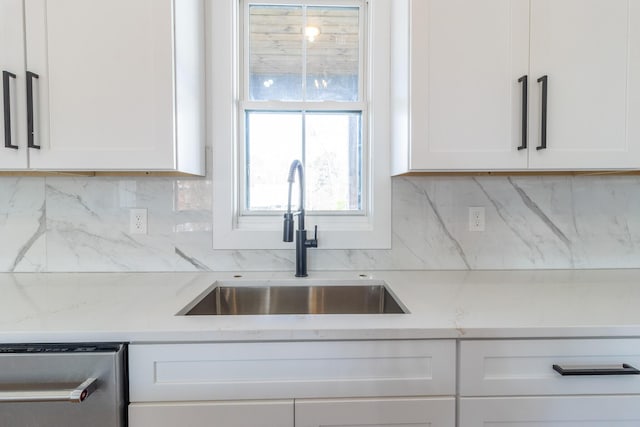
[212,210,391,250]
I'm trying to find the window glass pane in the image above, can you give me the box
[306,6,360,101]
[246,112,303,211]
[249,5,303,101]
[305,112,362,211]
[245,111,362,212]
[243,2,364,214]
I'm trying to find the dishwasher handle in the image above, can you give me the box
[0,377,98,403]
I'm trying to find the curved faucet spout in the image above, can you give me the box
[286,159,305,228]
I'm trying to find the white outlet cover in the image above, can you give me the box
[130,208,148,234]
[468,207,485,232]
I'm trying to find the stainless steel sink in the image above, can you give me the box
[181,281,407,315]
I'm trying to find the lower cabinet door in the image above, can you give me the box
[295,397,455,427]
[460,396,640,426]
[128,400,293,427]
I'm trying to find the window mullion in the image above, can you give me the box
[301,110,307,179]
[302,5,308,101]
[241,101,367,112]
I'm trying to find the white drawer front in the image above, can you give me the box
[129,340,456,402]
[460,339,640,396]
[296,397,456,427]
[129,400,293,427]
[460,396,640,426]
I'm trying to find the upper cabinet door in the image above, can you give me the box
[392,0,640,173]
[23,0,205,174]
[0,0,28,169]
[396,0,530,172]
[528,0,640,170]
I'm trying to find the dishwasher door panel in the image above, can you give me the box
[0,344,126,427]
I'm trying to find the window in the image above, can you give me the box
[211,0,391,250]
[242,1,365,214]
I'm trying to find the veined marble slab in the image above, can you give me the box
[0,178,46,272]
[1,270,640,343]
[1,174,640,272]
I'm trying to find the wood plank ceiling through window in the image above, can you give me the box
[249,6,359,76]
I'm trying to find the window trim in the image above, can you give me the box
[210,0,391,250]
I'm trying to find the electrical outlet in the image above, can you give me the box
[469,207,485,232]
[130,208,148,234]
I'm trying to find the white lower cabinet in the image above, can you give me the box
[129,400,294,427]
[459,339,640,427]
[129,397,455,427]
[460,396,640,426]
[127,338,640,426]
[127,340,456,427]
[295,397,455,427]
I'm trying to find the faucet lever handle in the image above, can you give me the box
[306,225,318,248]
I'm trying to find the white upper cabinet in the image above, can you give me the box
[2,0,205,174]
[392,0,640,173]
[528,0,640,169]
[392,0,530,173]
[0,0,28,169]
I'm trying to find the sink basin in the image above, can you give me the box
[181,281,407,315]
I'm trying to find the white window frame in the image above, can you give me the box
[210,0,391,250]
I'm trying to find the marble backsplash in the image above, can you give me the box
[1,171,639,272]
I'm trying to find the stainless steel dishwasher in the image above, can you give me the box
[0,343,127,427]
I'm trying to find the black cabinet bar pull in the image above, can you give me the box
[517,75,528,151]
[26,71,40,149]
[537,75,548,151]
[553,364,640,376]
[3,71,19,149]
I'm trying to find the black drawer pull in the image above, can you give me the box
[537,75,548,151]
[26,71,40,149]
[553,364,640,376]
[517,75,528,151]
[3,70,18,149]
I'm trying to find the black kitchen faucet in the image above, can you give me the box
[283,160,318,277]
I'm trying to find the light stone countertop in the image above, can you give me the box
[1,269,640,344]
